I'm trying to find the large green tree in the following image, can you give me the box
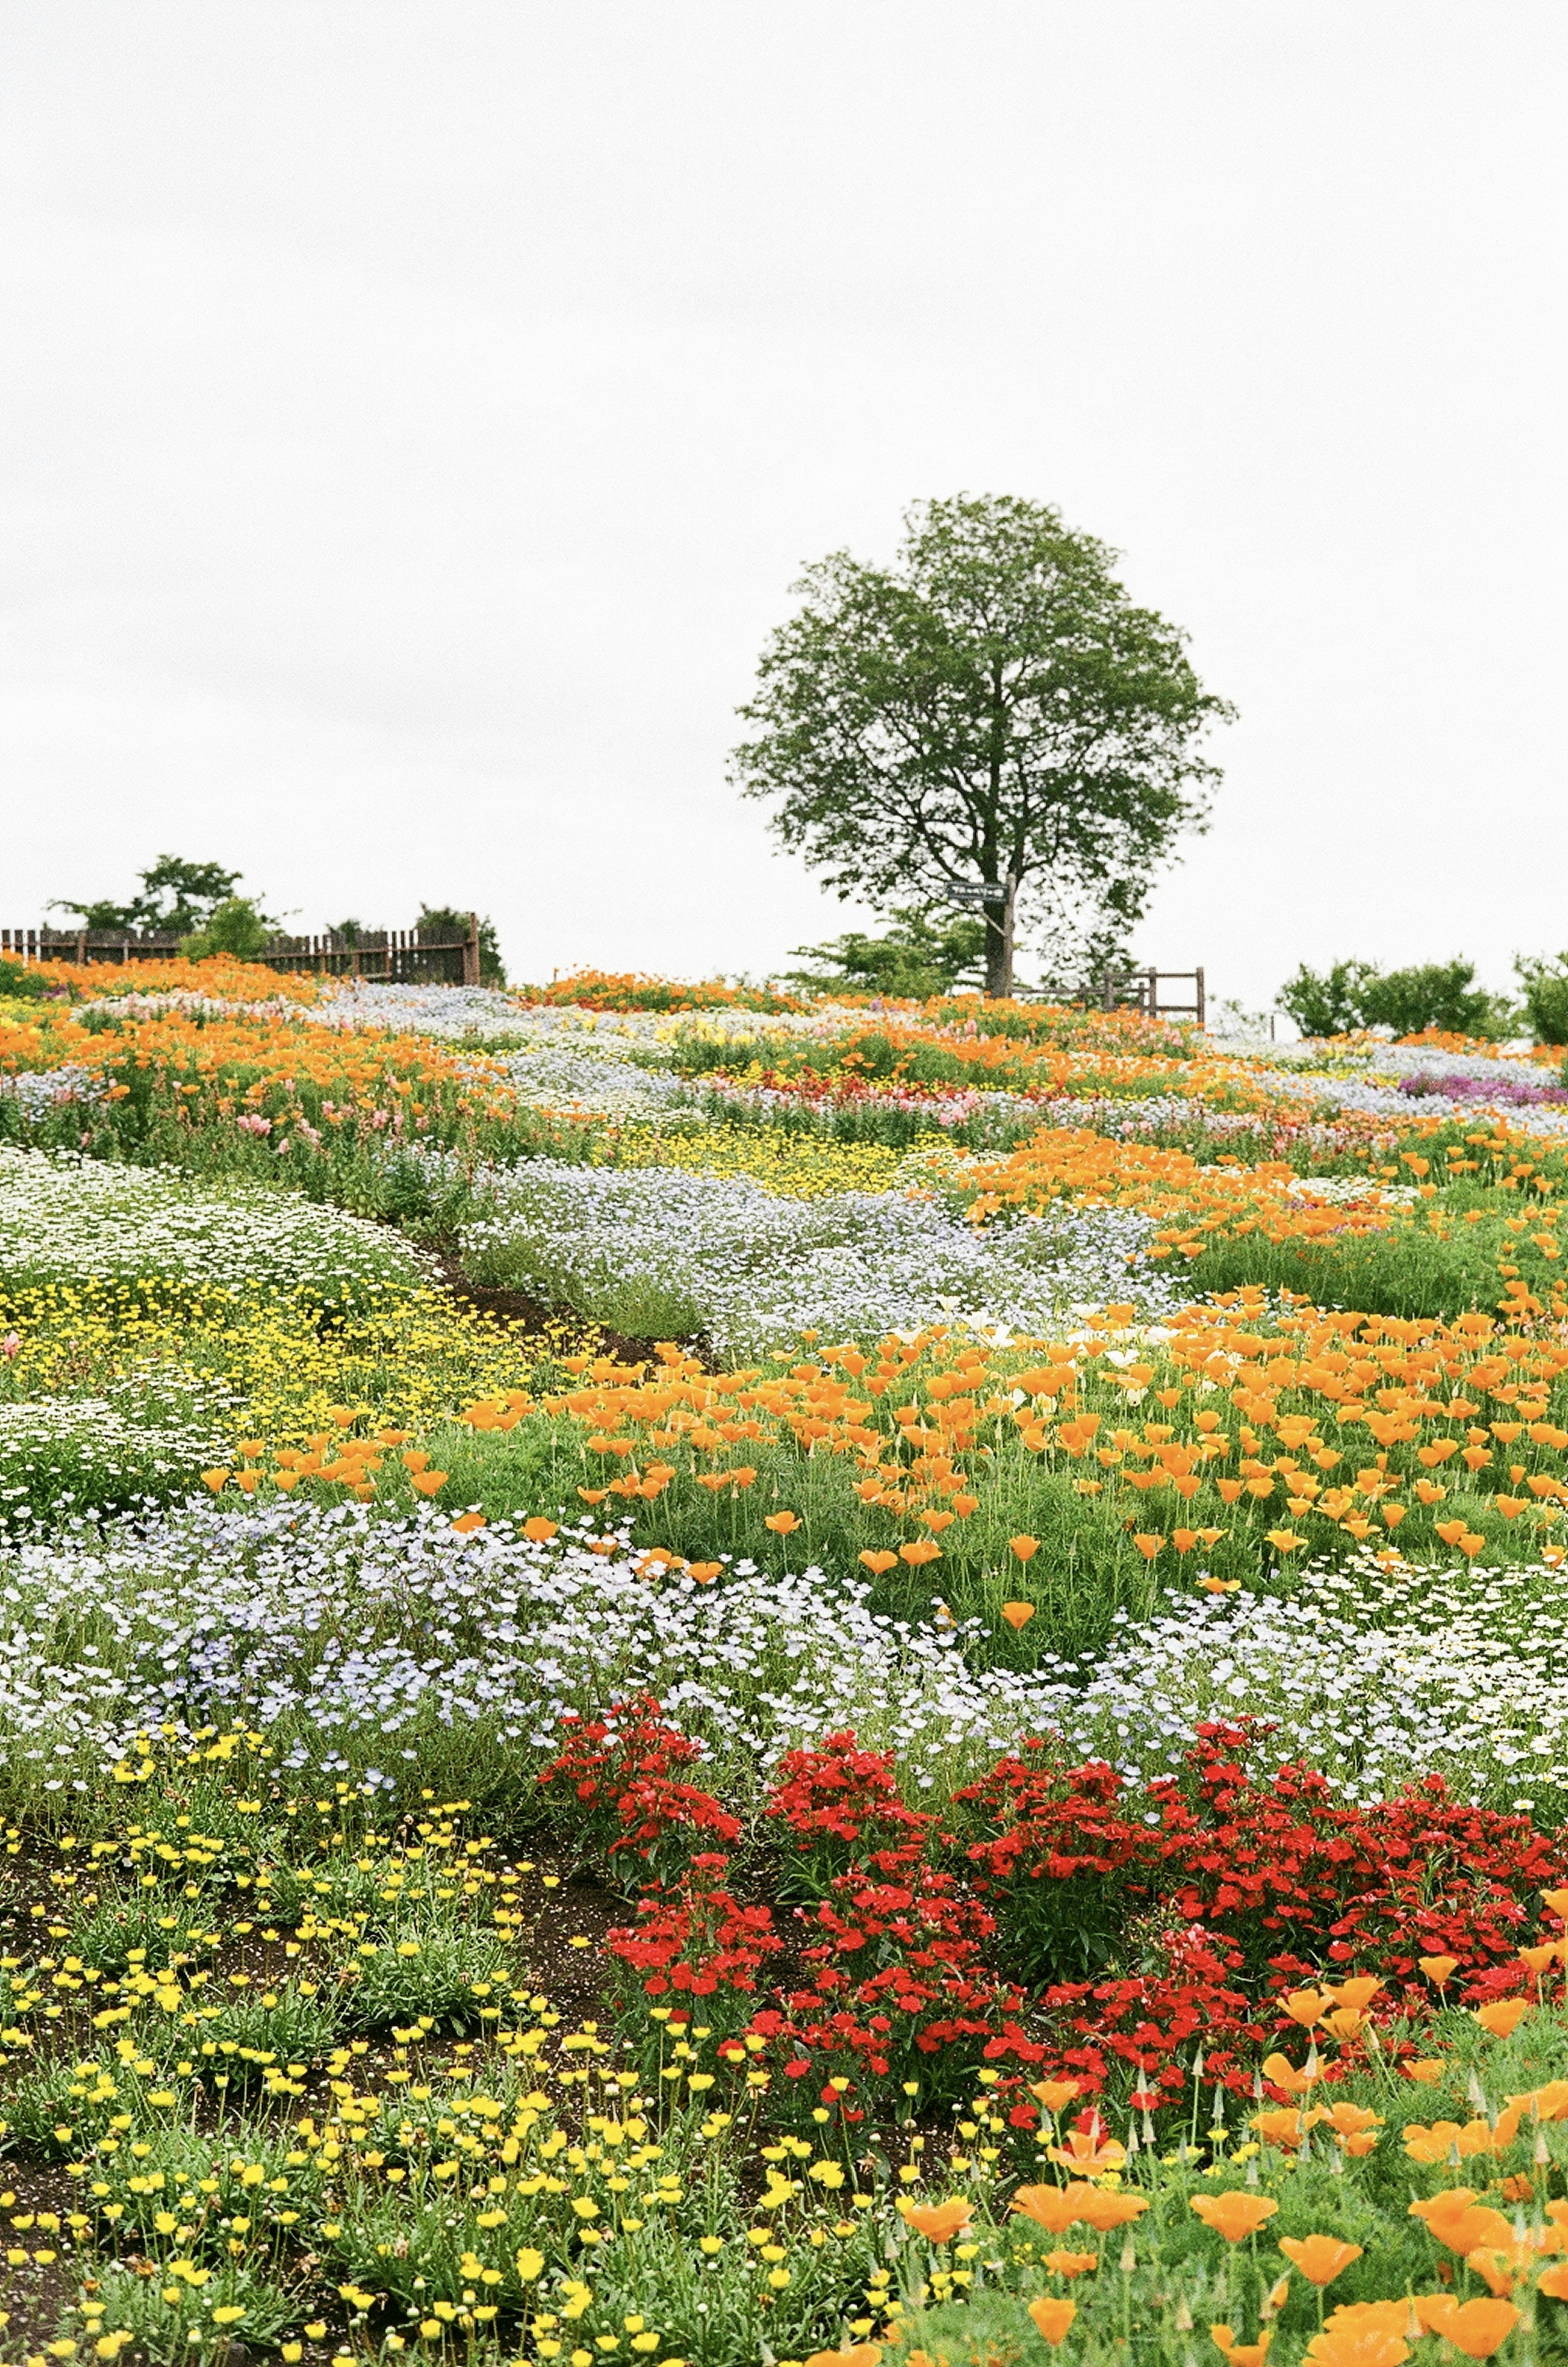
[731,495,1232,996]
[52,853,245,936]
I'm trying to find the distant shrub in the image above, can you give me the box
[1278,956,1516,1039]
[179,896,274,960]
[1516,951,1568,1046]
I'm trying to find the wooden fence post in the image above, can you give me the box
[463,914,481,988]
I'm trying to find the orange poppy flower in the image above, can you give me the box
[1000,1600,1036,1629]
[1304,2316,1408,2367]
[1048,2128,1127,2175]
[1030,2078,1081,2114]
[450,1511,486,1534]
[1412,2297,1519,2358]
[1409,2194,1512,2256]
[1322,2102,1381,2139]
[764,1510,801,1535]
[1418,1954,1459,1984]
[858,1550,898,1574]
[1010,1534,1040,1562]
[1191,2193,1280,2244]
[521,1516,558,1541]
[1327,1979,1381,2013]
[1261,2052,1319,2096]
[1279,2236,1363,2288]
[1210,2327,1272,2367]
[1070,2187,1148,2232]
[804,2349,882,2367]
[900,1539,942,1565]
[1011,2184,1081,2235]
[1473,1998,1530,2037]
[1027,2298,1076,2346]
[1045,2249,1099,2279]
[897,2198,973,2243]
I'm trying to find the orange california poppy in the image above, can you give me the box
[1027,2298,1076,2346]
[1000,1600,1036,1629]
[1010,1534,1040,1562]
[1070,2187,1148,2233]
[1412,2298,1519,2358]
[1011,2185,1081,2235]
[1279,2237,1363,2288]
[1303,2322,1408,2367]
[1191,2193,1280,2244]
[1210,2327,1272,2367]
[897,2198,972,2243]
[1473,1999,1530,2037]
[1048,2128,1127,2176]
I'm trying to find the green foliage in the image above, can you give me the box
[52,854,247,937]
[731,493,1232,995]
[786,902,988,996]
[0,956,49,999]
[1278,956,1517,1039]
[1276,958,1381,1038]
[417,903,506,985]
[179,896,275,960]
[1361,959,1516,1039]
[1186,1192,1562,1318]
[1517,949,1568,1045]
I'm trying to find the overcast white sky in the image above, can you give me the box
[2,4,1564,1007]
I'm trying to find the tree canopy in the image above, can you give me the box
[731,495,1232,995]
[785,903,987,999]
[52,853,246,936]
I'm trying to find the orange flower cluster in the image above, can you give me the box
[14,954,324,1003]
[963,1128,1403,1259]
[0,1001,520,1129]
[421,1293,1568,1577]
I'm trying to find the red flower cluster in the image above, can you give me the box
[605,1851,780,2046]
[554,1701,1568,2128]
[755,1840,1044,2125]
[765,1731,935,1895]
[535,1694,740,1882]
[958,1745,1145,1981]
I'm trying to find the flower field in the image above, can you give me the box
[3,963,1568,2367]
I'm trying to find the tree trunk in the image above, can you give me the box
[983,876,1016,998]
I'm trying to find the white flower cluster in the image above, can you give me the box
[0,1399,223,1526]
[319,982,535,1037]
[489,1045,701,1119]
[3,1506,1564,1816]
[454,1156,1174,1351]
[0,1146,430,1304]
[0,1064,104,1120]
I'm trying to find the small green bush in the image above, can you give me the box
[178,895,274,959]
[1517,950,1568,1045]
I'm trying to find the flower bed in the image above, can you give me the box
[3,975,1568,2365]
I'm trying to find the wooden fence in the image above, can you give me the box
[1099,965,1206,1025]
[0,919,482,987]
